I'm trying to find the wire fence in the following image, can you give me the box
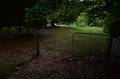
[72,33,120,63]
[0,31,37,67]
[110,37,120,63]
[72,33,109,57]
[1,32,119,65]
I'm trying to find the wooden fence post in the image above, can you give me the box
[9,33,15,66]
[0,27,3,50]
[35,28,39,56]
[106,35,113,62]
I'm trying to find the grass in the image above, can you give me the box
[2,27,18,35]
[69,27,105,34]
[38,26,106,56]
[72,34,108,56]
[2,26,106,57]
[1,26,107,78]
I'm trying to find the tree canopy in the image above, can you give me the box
[0,0,38,29]
[82,0,120,35]
[0,0,120,35]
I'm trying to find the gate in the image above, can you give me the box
[9,28,39,66]
[110,36,120,63]
[72,32,109,57]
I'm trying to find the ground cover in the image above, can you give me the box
[0,26,120,79]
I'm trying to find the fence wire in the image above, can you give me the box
[72,33,108,57]
[0,32,37,67]
[110,38,120,63]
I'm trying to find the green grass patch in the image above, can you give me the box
[72,34,107,56]
[2,27,18,35]
[38,26,106,56]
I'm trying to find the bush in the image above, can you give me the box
[103,18,120,36]
[103,1,120,36]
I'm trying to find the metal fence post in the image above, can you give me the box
[106,35,113,62]
[72,33,74,53]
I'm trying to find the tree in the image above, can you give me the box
[103,0,120,36]
[0,0,12,50]
[85,0,120,62]
[84,0,118,29]
[0,0,38,50]
[24,1,50,28]
[48,1,89,25]
[25,0,88,27]
[2,0,39,33]
[25,0,59,28]
[12,0,38,33]
[73,12,89,27]
[103,0,120,62]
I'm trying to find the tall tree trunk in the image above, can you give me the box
[0,27,3,50]
[18,25,21,33]
[44,18,47,27]
[51,20,56,27]
[18,3,22,33]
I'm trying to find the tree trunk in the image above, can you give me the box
[44,18,47,27]
[18,3,22,33]
[0,27,3,50]
[18,25,21,33]
[51,20,56,27]
[106,35,113,62]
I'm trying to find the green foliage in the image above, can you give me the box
[74,12,88,27]
[1,0,119,34]
[24,1,55,28]
[53,1,87,24]
[103,0,120,35]
[103,17,120,36]
[24,0,88,27]
[46,17,51,24]
[84,0,120,35]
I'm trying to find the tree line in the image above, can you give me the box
[0,0,120,51]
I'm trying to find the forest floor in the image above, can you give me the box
[0,27,120,79]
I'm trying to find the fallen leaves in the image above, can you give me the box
[0,28,120,79]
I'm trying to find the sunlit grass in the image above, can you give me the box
[38,26,106,56]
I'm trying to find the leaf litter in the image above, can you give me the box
[0,28,120,79]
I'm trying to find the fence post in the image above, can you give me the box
[72,33,74,53]
[106,35,113,62]
[9,33,16,66]
[0,27,3,50]
[35,28,39,56]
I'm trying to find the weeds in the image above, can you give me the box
[0,62,17,79]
